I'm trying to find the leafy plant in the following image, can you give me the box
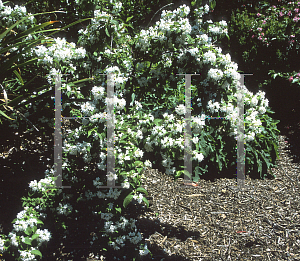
[0,1,281,261]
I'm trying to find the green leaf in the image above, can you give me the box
[134,161,143,167]
[13,70,24,85]
[105,27,110,37]
[0,110,15,121]
[123,193,134,208]
[216,153,222,171]
[110,19,119,27]
[24,237,32,245]
[153,119,163,126]
[136,187,148,196]
[115,207,122,214]
[31,249,42,258]
[142,197,149,208]
[137,167,144,174]
[126,16,134,22]
[25,227,32,236]
[130,93,135,106]
[36,220,44,225]
[12,20,60,43]
[0,16,30,42]
[31,234,39,240]
[183,170,192,179]
[88,128,96,138]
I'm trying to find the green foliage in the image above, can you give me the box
[0,1,283,260]
[0,10,91,125]
[227,0,300,94]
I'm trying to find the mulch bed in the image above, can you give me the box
[125,132,300,261]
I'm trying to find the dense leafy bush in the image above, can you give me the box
[0,0,281,260]
[227,0,300,93]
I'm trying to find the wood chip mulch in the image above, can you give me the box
[123,134,300,261]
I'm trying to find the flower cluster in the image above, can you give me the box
[3,206,51,258]
[33,37,86,75]
[56,203,73,216]
[0,0,34,29]
[28,177,55,192]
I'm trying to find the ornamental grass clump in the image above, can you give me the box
[0,1,281,260]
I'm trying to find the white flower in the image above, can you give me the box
[91,86,105,100]
[19,250,35,260]
[121,180,130,189]
[193,152,204,162]
[208,68,224,82]
[246,132,255,142]
[203,50,216,64]
[8,232,18,247]
[219,20,227,27]
[192,136,199,144]
[204,4,210,13]
[139,243,150,256]
[36,229,51,242]
[134,148,144,158]
[144,142,153,152]
[56,203,73,216]
[262,98,269,107]
[258,106,266,114]
[207,100,220,113]
[198,34,209,44]
[175,104,186,115]
[144,159,152,168]
[134,100,142,110]
[133,193,144,204]
[253,119,262,128]
[118,98,126,109]
[81,101,96,115]
[74,47,86,59]
[0,237,5,252]
[251,96,258,106]
[107,172,118,182]
[16,209,27,220]
[209,26,221,35]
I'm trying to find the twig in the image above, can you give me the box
[159,236,167,247]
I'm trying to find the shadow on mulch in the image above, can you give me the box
[276,116,300,164]
[0,122,54,236]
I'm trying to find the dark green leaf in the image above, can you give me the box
[123,193,134,208]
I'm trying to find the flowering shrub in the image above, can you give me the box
[0,0,281,260]
[228,0,300,92]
